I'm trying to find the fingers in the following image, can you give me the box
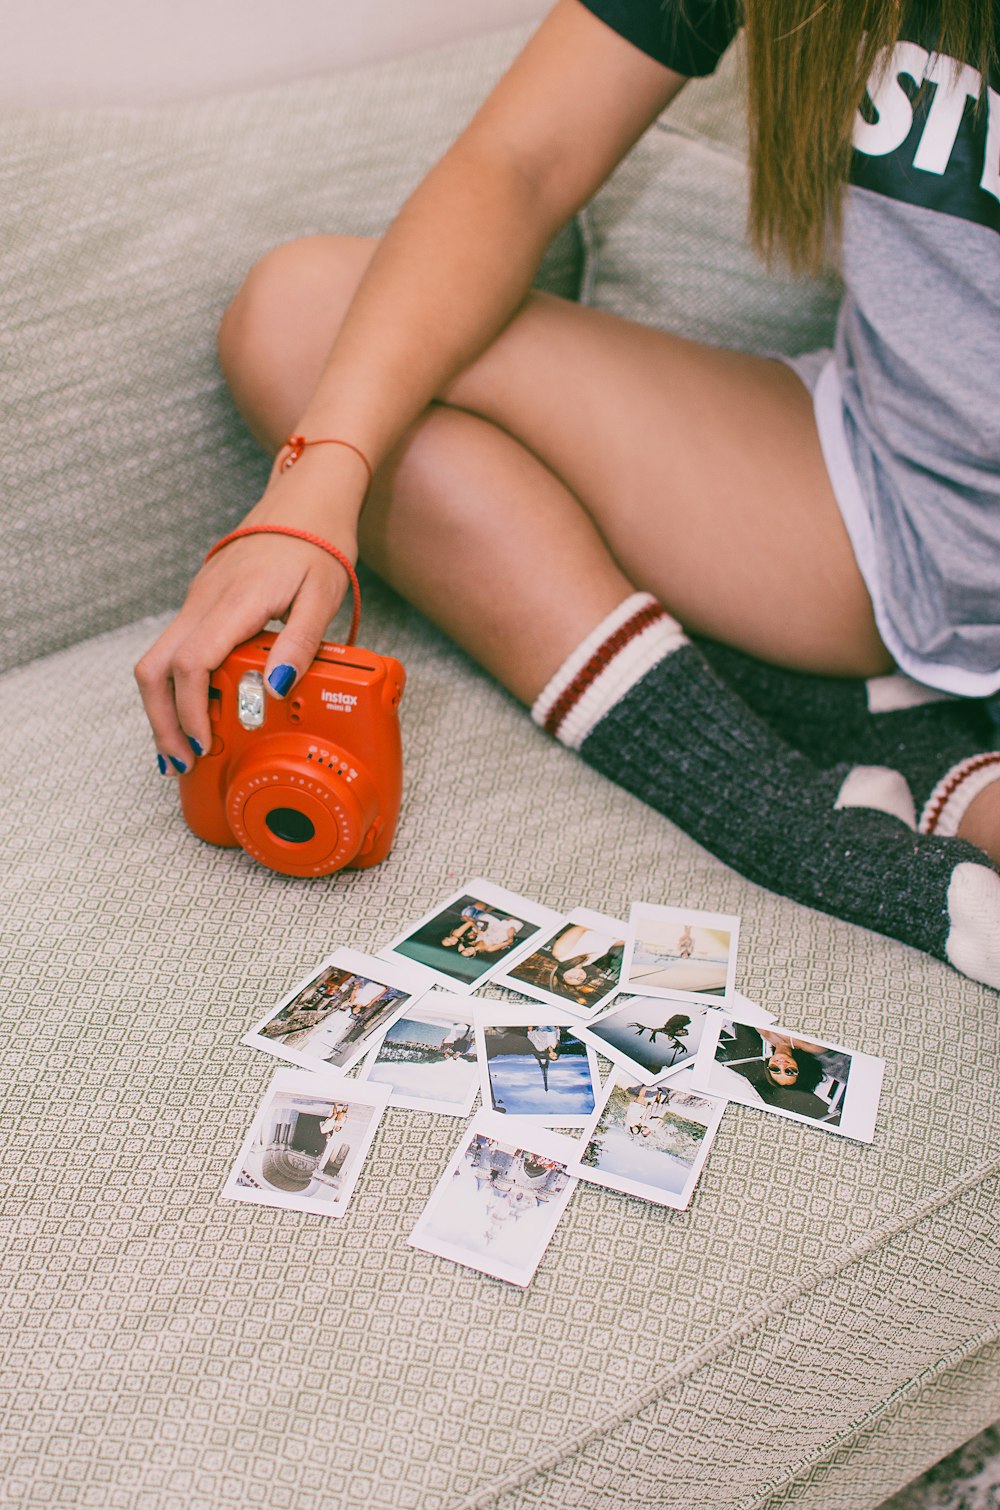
[135,539,352,774]
[263,567,349,699]
[134,618,205,777]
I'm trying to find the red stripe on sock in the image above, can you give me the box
[923,751,1000,834]
[544,602,671,738]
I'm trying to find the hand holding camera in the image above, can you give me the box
[137,455,406,876]
[179,624,405,877]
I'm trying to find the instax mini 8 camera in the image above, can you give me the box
[178,630,405,878]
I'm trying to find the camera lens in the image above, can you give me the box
[264,807,316,845]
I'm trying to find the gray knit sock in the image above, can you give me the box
[532,594,1000,989]
[694,636,1000,839]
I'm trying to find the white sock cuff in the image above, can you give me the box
[531,593,687,751]
[919,752,1000,838]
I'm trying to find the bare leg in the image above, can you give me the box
[218,235,1000,875]
[219,234,891,687]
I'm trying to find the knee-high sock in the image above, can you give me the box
[695,636,1000,839]
[531,594,1000,989]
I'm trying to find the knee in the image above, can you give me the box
[217,234,376,434]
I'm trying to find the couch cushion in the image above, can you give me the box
[0,24,578,673]
[2,586,998,1509]
[581,40,844,355]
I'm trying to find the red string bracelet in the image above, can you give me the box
[278,434,374,490]
[203,525,362,646]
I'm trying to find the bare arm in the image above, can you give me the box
[296,0,688,461]
[135,0,688,765]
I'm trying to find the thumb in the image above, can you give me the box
[263,577,339,698]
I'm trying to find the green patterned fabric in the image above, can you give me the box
[2,23,998,1510]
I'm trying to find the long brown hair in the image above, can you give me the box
[742,0,998,272]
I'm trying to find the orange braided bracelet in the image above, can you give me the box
[278,434,374,489]
[203,525,362,646]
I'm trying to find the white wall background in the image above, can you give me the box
[4,0,549,108]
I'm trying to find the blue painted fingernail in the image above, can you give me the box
[157,754,168,775]
[268,664,296,697]
[169,755,188,774]
[188,736,204,757]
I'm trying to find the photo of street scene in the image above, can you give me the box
[248,954,416,1073]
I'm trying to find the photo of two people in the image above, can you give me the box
[390,893,536,987]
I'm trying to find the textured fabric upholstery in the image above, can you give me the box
[0,26,577,673]
[579,41,843,353]
[2,23,998,1510]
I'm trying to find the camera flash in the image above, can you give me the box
[237,671,266,730]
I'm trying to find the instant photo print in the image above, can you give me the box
[407,1110,579,1287]
[243,947,427,1075]
[623,903,740,1005]
[222,1067,391,1219]
[579,989,776,1086]
[569,1068,727,1210]
[358,988,480,1117]
[496,907,627,1016]
[378,879,561,993]
[690,1016,885,1143]
[579,998,715,1085]
[473,1006,602,1125]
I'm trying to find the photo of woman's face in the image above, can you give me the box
[765,1052,799,1086]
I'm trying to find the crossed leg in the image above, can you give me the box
[219,233,891,697]
[217,233,1000,984]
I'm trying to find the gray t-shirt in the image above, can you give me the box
[577,0,1000,695]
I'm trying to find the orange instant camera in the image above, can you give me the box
[179,630,405,878]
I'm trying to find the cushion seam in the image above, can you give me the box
[459,1153,1000,1510]
[738,1322,1000,1510]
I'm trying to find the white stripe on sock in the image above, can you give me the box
[531,594,660,729]
[865,672,957,714]
[557,618,687,749]
[919,753,1000,837]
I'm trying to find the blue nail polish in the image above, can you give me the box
[188,736,204,757]
[157,754,168,775]
[169,755,188,774]
[268,664,296,697]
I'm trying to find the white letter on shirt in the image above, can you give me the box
[854,41,930,157]
[913,55,981,173]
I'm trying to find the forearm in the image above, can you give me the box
[292,134,565,473]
